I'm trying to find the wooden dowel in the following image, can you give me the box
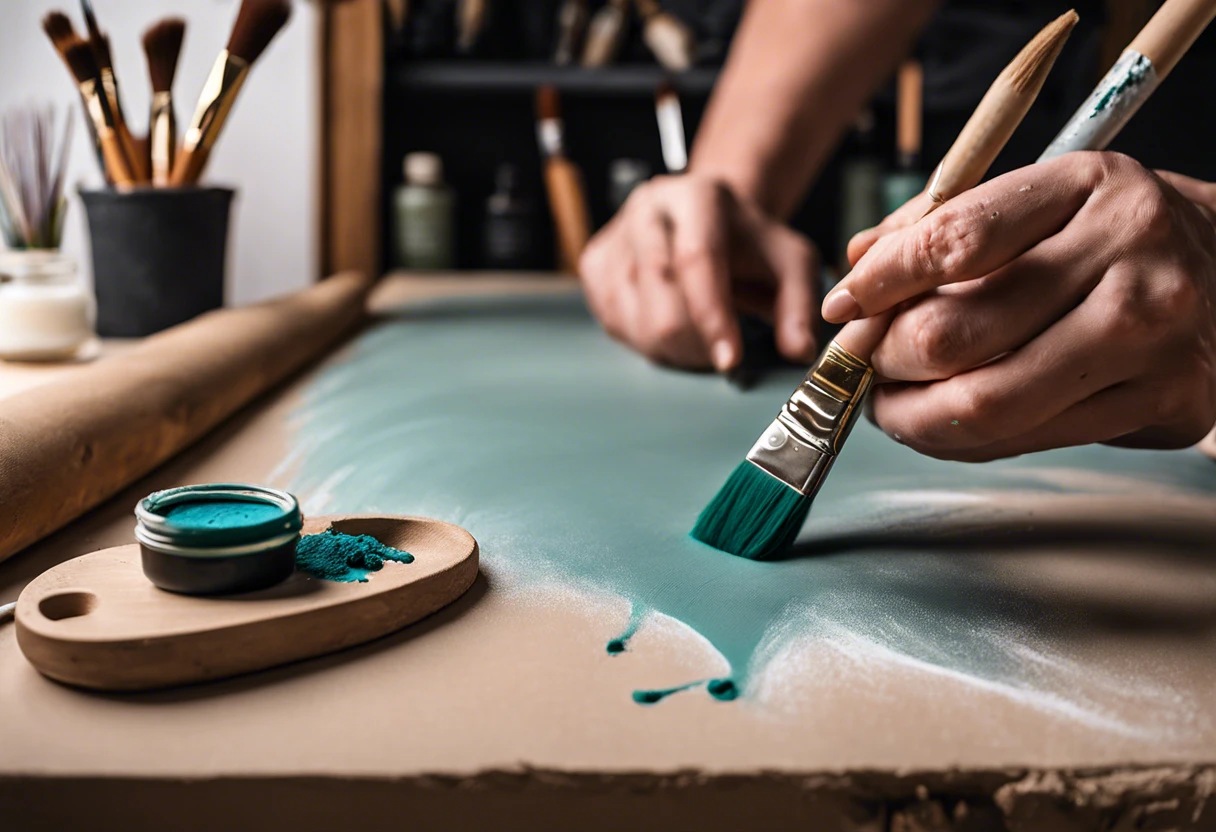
[1129,0,1216,79]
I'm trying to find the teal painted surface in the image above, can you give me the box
[295,528,414,583]
[288,294,1216,705]
[163,500,288,530]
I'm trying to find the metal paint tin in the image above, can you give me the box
[135,484,303,595]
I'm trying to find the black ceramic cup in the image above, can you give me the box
[80,187,235,337]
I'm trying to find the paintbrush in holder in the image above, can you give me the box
[143,18,186,188]
[173,0,292,186]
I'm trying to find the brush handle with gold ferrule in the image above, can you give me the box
[544,156,592,274]
[101,69,148,183]
[171,51,249,186]
[79,81,134,187]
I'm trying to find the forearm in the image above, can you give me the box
[690,0,942,220]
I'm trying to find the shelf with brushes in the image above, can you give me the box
[389,61,720,96]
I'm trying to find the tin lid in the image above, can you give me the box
[135,483,303,554]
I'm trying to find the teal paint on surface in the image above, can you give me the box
[162,500,288,530]
[1091,52,1151,115]
[287,294,1216,706]
[607,607,646,655]
[295,528,414,583]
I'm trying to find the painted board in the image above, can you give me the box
[1,277,1214,830]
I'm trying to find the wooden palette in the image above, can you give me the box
[15,515,479,692]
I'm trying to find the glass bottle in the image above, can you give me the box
[394,152,456,271]
[484,164,535,270]
[0,249,96,361]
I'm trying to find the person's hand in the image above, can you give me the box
[821,152,1216,461]
[578,175,820,372]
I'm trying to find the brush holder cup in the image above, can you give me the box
[80,187,235,337]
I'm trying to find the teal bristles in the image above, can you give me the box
[690,461,811,560]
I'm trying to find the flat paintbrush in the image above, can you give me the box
[691,10,1079,560]
[143,18,186,187]
[81,0,146,183]
[172,0,292,186]
[42,11,107,181]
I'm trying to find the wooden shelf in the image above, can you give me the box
[390,62,720,96]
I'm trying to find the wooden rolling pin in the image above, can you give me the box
[0,271,372,563]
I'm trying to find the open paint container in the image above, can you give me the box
[135,483,303,595]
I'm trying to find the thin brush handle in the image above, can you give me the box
[1130,0,1216,78]
[544,156,591,274]
[80,83,134,186]
[171,145,209,187]
[150,92,176,187]
[100,69,146,183]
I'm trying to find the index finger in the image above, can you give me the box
[664,184,742,372]
[823,157,1092,323]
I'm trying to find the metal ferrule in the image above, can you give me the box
[99,67,125,123]
[150,91,175,184]
[746,341,874,497]
[79,80,116,131]
[1038,50,1159,162]
[183,51,250,154]
[537,118,564,157]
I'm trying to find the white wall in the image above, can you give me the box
[0,0,318,304]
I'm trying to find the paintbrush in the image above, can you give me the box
[171,0,292,186]
[143,18,186,188]
[635,0,695,72]
[536,85,591,274]
[80,0,146,183]
[456,0,488,54]
[42,11,108,181]
[554,0,589,66]
[1040,0,1216,161]
[691,11,1079,560]
[60,37,134,187]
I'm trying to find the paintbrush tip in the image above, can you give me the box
[42,11,76,50]
[1007,9,1079,94]
[536,84,561,121]
[227,0,292,64]
[143,18,187,92]
[63,37,100,84]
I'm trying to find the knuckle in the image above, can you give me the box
[953,383,1005,442]
[1131,185,1175,246]
[907,211,978,284]
[907,305,970,377]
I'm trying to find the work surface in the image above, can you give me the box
[2,276,1215,829]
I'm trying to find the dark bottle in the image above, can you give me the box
[483,164,535,270]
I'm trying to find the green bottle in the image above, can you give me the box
[394,152,456,271]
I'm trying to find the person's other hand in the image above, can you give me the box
[578,175,820,371]
[821,152,1216,461]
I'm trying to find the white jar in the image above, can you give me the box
[0,250,96,361]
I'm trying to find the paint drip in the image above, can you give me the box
[295,528,414,583]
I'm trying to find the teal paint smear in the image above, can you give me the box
[295,528,414,583]
[287,294,1216,706]
[1091,52,1151,116]
[162,500,287,530]
[633,681,701,705]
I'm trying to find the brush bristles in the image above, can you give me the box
[536,84,561,121]
[227,0,292,64]
[690,461,811,560]
[63,38,101,84]
[90,31,114,71]
[1008,10,1079,94]
[42,11,76,51]
[143,18,186,92]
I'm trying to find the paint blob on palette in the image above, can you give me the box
[288,294,1216,715]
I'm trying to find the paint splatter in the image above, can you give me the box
[1090,52,1151,117]
[295,528,414,583]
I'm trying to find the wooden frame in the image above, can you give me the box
[319,0,384,279]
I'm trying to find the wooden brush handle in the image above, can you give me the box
[0,272,372,564]
[1130,0,1216,78]
[170,145,210,187]
[98,131,135,187]
[544,156,591,275]
[896,61,923,163]
[115,120,148,184]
